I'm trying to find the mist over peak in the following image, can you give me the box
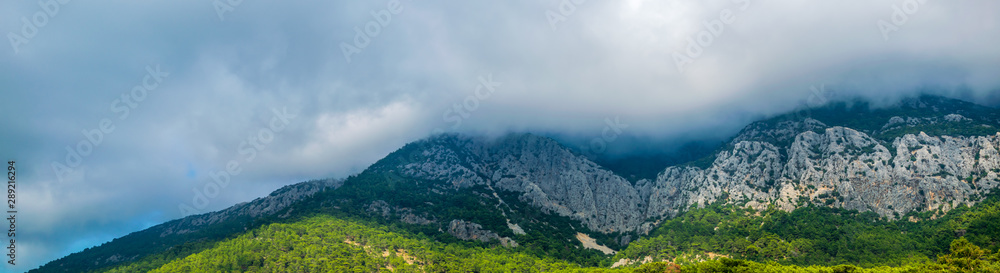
[2,1,999,271]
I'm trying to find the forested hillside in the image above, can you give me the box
[616,192,1000,268]
[100,211,1000,272]
[31,95,1000,273]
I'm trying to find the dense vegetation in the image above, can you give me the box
[92,190,1000,272]
[616,192,1000,268]
[274,136,625,267]
[102,213,1000,272]
[35,95,1000,272]
[143,215,584,272]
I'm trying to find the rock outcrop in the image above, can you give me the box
[35,96,1000,273]
[394,111,1000,235]
[642,124,1000,221]
[447,219,517,247]
[400,135,645,233]
[366,200,437,225]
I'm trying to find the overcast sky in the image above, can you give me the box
[1,0,999,271]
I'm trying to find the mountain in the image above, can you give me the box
[31,178,342,272]
[32,95,1000,272]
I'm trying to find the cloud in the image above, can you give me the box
[0,0,998,270]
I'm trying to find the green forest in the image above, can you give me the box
[48,97,1000,272]
[99,213,1000,273]
[96,193,1000,272]
[616,197,1000,268]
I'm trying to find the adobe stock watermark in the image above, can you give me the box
[804,84,832,108]
[790,83,835,122]
[178,107,297,216]
[877,0,930,41]
[439,73,503,131]
[387,73,502,185]
[341,0,408,64]
[577,117,629,160]
[7,0,71,54]
[545,0,588,31]
[50,65,169,182]
[213,0,245,21]
[672,0,751,73]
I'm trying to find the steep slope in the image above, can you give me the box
[642,96,1000,221]
[614,190,1000,267]
[343,96,1000,241]
[33,95,1000,272]
[132,214,586,272]
[305,134,638,264]
[391,134,646,233]
[105,206,1000,272]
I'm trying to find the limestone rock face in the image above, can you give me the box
[399,134,645,233]
[366,200,437,225]
[645,125,1000,221]
[37,96,1000,273]
[447,219,517,247]
[448,219,499,242]
[397,114,1000,234]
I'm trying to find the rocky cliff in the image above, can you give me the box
[387,97,1000,236]
[642,120,1000,222]
[34,96,1000,273]
[396,134,646,234]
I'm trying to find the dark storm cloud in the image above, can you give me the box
[0,0,997,270]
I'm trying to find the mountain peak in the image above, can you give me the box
[732,95,1000,146]
[35,96,1000,272]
